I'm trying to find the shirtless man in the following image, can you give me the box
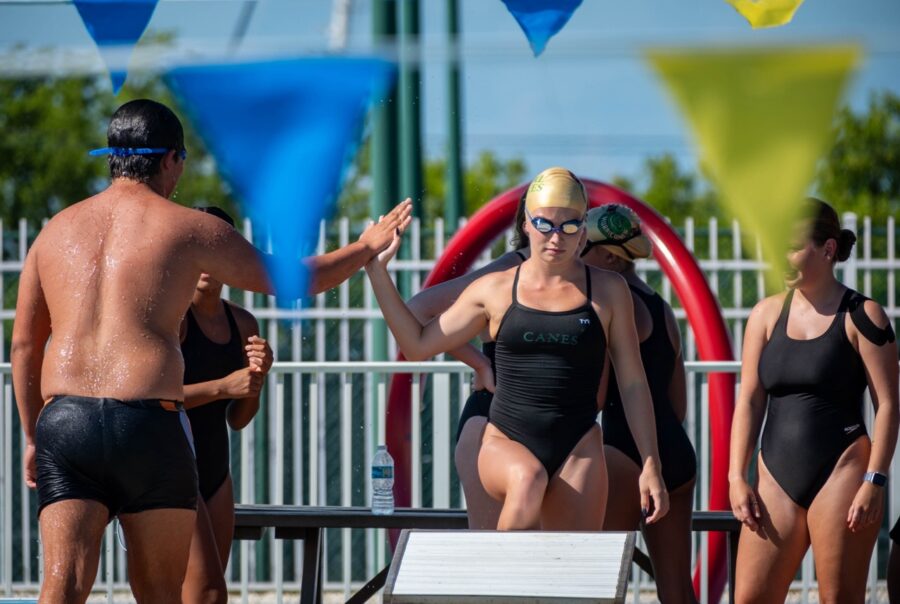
[11,98,412,604]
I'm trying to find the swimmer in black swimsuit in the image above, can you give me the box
[405,192,530,529]
[583,205,698,604]
[180,207,273,604]
[729,199,898,603]
[369,167,668,530]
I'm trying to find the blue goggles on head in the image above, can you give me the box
[525,207,584,236]
[89,147,187,160]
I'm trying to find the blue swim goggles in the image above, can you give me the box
[525,207,584,236]
[89,147,187,160]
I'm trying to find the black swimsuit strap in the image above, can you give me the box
[186,301,240,347]
[778,289,795,331]
[584,265,592,300]
[222,302,240,346]
[511,264,522,306]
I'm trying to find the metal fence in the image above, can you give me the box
[0,213,899,602]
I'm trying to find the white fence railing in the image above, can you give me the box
[1,213,898,366]
[1,360,899,603]
[0,213,898,601]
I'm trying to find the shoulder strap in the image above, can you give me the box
[222,301,242,347]
[183,307,200,342]
[584,265,592,301]
[776,289,795,333]
[511,265,522,305]
[629,285,665,323]
[514,250,527,262]
[847,292,896,346]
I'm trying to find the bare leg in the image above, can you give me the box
[181,498,228,604]
[643,477,698,604]
[38,499,109,604]
[478,423,548,530]
[206,475,236,569]
[809,437,879,604]
[602,445,642,531]
[733,454,810,604]
[541,425,607,530]
[454,417,502,529]
[889,539,900,604]
[119,508,197,604]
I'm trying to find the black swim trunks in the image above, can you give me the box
[35,395,198,516]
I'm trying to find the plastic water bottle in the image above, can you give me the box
[371,445,395,515]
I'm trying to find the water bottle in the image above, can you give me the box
[371,445,395,515]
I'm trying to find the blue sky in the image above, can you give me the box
[1,0,899,186]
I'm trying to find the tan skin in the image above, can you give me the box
[180,270,274,604]
[728,235,899,604]
[10,148,412,604]
[367,206,669,529]
[406,248,527,529]
[586,245,697,604]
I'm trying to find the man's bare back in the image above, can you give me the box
[11,98,411,604]
[32,181,267,401]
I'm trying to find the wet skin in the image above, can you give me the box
[12,157,411,603]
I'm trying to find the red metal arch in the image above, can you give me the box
[386,180,735,601]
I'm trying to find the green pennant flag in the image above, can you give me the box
[726,0,805,29]
[647,46,861,288]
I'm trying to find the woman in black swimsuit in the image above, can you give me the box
[585,204,698,603]
[369,168,668,530]
[729,199,898,603]
[180,207,274,603]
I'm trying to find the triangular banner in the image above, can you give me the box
[74,0,159,94]
[166,57,397,301]
[501,0,583,57]
[726,0,804,29]
[647,46,860,287]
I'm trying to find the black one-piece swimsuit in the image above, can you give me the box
[182,303,246,501]
[758,289,869,509]
[602,285,697,491]
[489,264,606,478]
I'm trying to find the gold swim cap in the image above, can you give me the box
[586,204,652,260]
[525,167,588,213]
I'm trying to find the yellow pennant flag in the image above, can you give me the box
[726,0,804,29]
[647,46,861,288]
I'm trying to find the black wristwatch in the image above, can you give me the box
[864,471,887,487]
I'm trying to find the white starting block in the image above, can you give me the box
[384,530,635,603]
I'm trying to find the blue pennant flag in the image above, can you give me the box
[166,57,397,302]
[74,0,159,94]
[501,0,583,56]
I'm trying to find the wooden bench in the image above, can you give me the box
[233,505,741,604]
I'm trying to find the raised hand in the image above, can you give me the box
[359,198,413,257]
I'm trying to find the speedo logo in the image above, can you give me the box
[844,424,860,434]
[523,331,579,345]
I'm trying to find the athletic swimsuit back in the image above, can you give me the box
[602,285,697,490]
[182,303,246,500]
[758,288,869,509]
[489,264,606,477]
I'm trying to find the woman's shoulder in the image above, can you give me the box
[224,299,260,335]
[844,290,895,346]
[586,265,629,299]
[469,264,518,291]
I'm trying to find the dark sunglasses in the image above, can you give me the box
[525,208,584,236]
